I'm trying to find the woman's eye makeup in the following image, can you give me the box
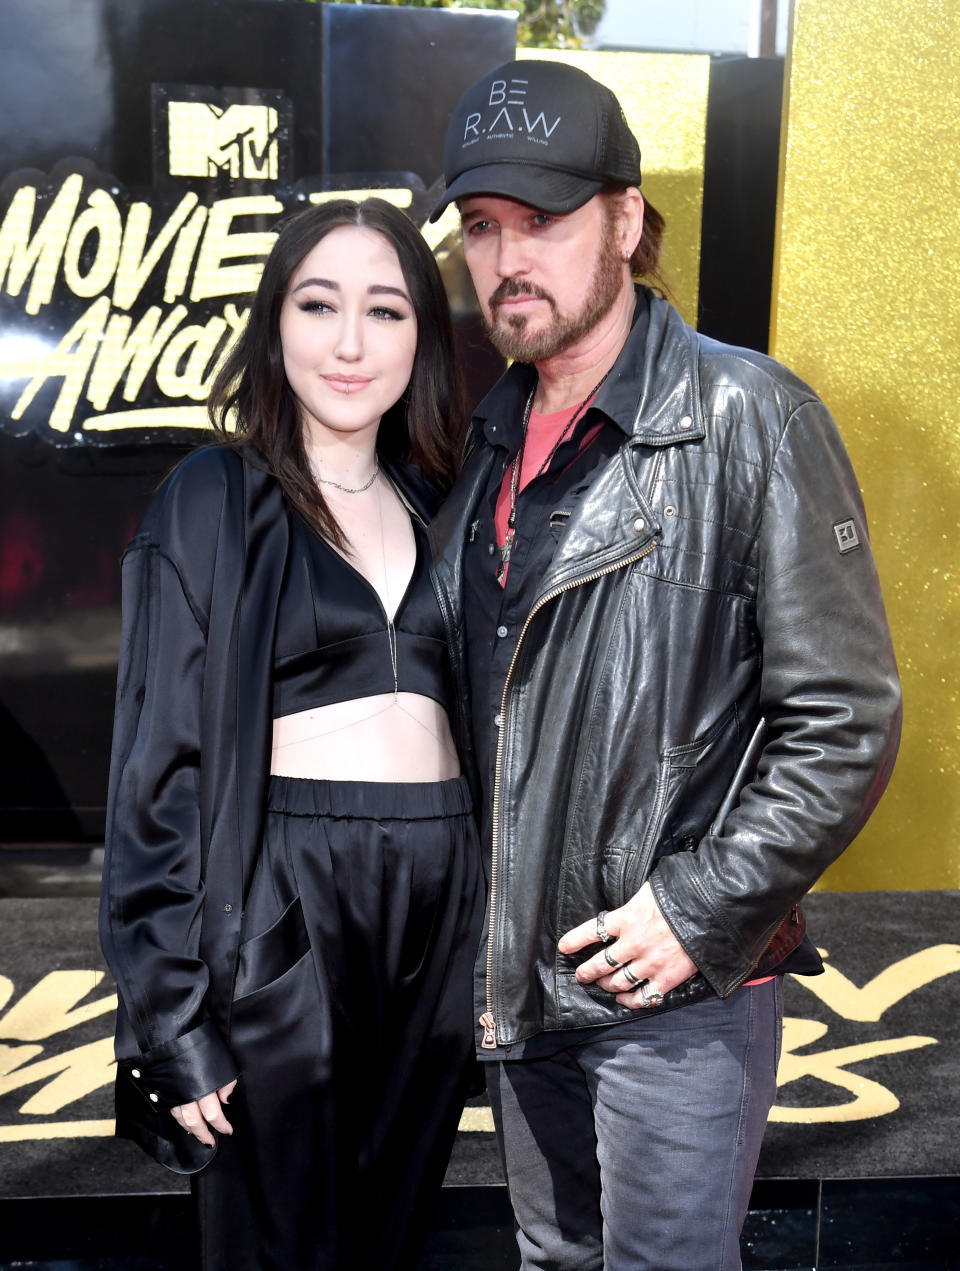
[297,298,333,314]
[294,297,409,322]
[370,305,407,322]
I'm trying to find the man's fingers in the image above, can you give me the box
[218,1078,238,1103]
[591,965,638,993]
[558,912,618,955]
[557,919,597,954]
[574,944,631,984]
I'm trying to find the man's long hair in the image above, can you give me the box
[603,185,671,298]
[630,199,669,296]
[207,198,467,547]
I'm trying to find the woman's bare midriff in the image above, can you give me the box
[270,693,461,782]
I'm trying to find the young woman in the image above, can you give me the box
[100,199,483,1270]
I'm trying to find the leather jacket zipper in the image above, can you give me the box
[480,537,659,1049]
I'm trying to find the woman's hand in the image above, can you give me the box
[170,1079,238,1146]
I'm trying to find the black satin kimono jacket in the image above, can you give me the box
[99,443,438,1173]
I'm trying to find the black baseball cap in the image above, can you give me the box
[429,59,642,222]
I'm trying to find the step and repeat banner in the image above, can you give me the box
[0,0,955,871]
[0,1,727,846]
[0,0,517,841]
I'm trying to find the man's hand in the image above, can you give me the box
[170,1079,237,1146]
[558,883,697,1008]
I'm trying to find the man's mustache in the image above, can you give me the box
[489,279,556,309]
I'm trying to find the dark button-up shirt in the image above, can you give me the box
[465,297,651,833]
[465,413,623,836]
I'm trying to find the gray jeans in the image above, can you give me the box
[486,978,782,1271]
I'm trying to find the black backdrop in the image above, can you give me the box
[0,0,785,842]
[0,0,516,839]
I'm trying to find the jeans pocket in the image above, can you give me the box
[773,975,784,1069]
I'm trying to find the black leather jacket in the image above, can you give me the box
[430,292,901,1051]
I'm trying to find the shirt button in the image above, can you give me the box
[496,625,508,638]
[488,543,495,556]
[148,1092,159,1103]
[224,903,233,913]
[633,518,645,533]
[678,415,692,430]
[494,713,502,728]
[130,1068,141,1080]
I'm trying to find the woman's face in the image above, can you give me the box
[279,224,418,445]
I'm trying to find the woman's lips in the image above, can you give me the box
[322,376,374,394]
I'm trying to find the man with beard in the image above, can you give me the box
[428,60,901,1270]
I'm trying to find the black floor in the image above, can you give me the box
[2,857,958,1266]
[0,1178,958,1269]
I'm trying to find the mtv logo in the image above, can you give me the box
[167,102,279,180]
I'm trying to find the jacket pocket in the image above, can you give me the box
[639,706,742,871]
[233,895,310,1002]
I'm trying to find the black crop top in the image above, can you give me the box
[272,511,450,718]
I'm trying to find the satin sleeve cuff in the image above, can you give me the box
[117,1018,238,1106]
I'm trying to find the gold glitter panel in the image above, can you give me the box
[772,0,960,888]
[520,50,710,325]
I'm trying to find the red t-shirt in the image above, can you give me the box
[494,400,602,586]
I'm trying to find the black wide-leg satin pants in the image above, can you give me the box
[193,775,484,1271]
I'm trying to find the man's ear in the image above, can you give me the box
[616,187,645,260]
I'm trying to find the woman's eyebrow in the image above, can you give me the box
[292,276,338,292]
[368,284,410,300]
[290,279,410,301]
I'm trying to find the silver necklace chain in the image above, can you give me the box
[313,456,380,494]
[375,474,399,700]
[497,371,611,582]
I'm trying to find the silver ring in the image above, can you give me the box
[595,910,611,943]
[622,964,642,988]
[603,947,621,968]
[640,982,665,1008]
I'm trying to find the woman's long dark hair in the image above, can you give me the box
[208,198,467,547]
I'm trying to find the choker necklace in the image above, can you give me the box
[312,458,379,494]
[497,371,611,583]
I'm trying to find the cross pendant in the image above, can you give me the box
[496,529,515,583]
